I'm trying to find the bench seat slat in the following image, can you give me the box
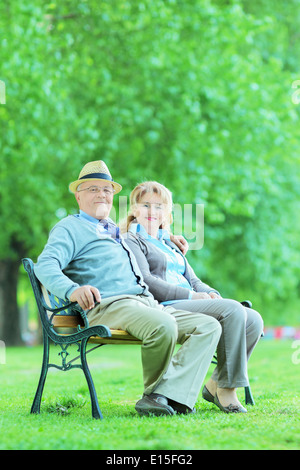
[88,335,142,345]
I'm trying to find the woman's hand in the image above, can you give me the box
[70,285,101,310]
[192,292,212,300]
[192,292,222,300]
[209,292,222,299]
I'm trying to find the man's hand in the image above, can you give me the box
[170,234,189,255]
[70,285,101,310]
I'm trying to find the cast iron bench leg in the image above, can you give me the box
[244,385,255,405]
[80,337,103,420]
[31,332,50,414]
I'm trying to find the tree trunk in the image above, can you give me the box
[0,259,22,346]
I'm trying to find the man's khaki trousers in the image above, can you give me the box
[88,294,221,409]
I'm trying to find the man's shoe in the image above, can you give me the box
[168,399,196,415]
[135,393,175,417]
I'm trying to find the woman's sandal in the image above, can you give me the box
[214,393,247,413]
[203,385,247,413]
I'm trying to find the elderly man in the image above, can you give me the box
[34,160,221,416]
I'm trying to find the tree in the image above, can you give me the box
[0,2,86,343]
[1,0,299,343]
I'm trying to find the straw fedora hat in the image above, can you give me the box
[69,160,122,194]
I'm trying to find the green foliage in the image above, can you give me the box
[0,0,299,323]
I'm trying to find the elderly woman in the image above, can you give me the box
[122,181,264,413]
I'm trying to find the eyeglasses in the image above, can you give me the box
[77,185,115,196]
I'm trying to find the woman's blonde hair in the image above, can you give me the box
[120,181,173,233]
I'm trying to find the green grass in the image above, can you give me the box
[0,339,299,450]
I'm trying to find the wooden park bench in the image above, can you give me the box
[22,257,256,420]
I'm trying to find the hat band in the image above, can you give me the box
[79,172,114,182]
